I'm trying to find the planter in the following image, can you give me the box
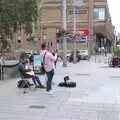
[110,56,120,67]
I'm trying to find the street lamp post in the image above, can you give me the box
[72,0,84,63]
[73,0,77,63]
[62,0,67,67]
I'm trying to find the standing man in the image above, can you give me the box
[40,43,57,94]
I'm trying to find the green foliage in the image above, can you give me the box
[0,0,38,33]
[113,48,120,56]
[0,0,39,53]
[0,35,11,53]
[19,51,28,59]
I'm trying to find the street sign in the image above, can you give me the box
[72,29,89,36]
[80,38,88,43]
[33,55,41,66]
[33,55,41,73]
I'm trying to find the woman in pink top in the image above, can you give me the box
[41,43,57,94]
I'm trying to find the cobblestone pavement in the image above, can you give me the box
[0,55,120,120]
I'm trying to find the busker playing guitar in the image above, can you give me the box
[18,56,45,88]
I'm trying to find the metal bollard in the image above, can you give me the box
[0,57,4,80]
[0,64,2,80]
[0,64,4,80]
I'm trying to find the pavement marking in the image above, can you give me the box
[100,66,109,68]
[109,76,120,78]
[29,105,45,109]
[75,73,91,76]
[68,84,120,104]
[97,111,119,120]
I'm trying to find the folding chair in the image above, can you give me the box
[17,68,33,94]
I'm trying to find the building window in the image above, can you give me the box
[93,8,105,21]
[77,10,88,14]
[69,10,88,14]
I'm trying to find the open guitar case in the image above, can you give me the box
[58,76,76,88]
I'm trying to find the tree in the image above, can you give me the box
[0,34,10,53]
[0,0,39,53]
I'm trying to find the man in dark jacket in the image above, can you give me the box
[18,58,45,88]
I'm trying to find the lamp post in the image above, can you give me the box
[62,0,67,67]
[72,0,84,63]
[73,0,77,63]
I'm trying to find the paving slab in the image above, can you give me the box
[0,56,120,120]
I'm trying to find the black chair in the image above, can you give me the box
[17,68,33,94]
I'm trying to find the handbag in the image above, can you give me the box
[41,52,47,74]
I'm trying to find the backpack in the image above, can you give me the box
[41,63,46,74]
[17,79,31,88]
[41,52,47,74]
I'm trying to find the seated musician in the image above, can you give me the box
[18,56,45,88]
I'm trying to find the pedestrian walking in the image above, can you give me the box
[40,43,57,94]
[51,49,58,68]
[104,47,107,56]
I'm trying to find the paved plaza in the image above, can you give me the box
[0,55,120,120]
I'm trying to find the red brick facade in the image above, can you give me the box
[11,0,115,56]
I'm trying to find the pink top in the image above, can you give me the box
[41,50,57,72]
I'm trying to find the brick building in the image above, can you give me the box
[37,0,115,53]
[11,0,114,57]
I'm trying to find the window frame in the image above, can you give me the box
[93,7,105,21]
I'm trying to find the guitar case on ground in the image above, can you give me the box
[58,76,76,88]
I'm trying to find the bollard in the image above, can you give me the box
[0,64,2,80]
[0,57,4,80]
[2,65,4,80]
[0,64,4,80]
[0,65,2,80]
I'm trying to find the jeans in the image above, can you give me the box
[22,72,42,87]
[46,69,54,92]
[32,76,42,86]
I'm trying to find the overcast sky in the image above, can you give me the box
[108,0,120,32]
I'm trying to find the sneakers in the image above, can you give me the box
[35,85,45,88]
[35,85,40,88]
[47,90,53,95]
[39,85,46,88]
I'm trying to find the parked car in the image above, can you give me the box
[116,45,120,49]
[68,50,81,62]
[59,50,71,60]
[79,49,89,60]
